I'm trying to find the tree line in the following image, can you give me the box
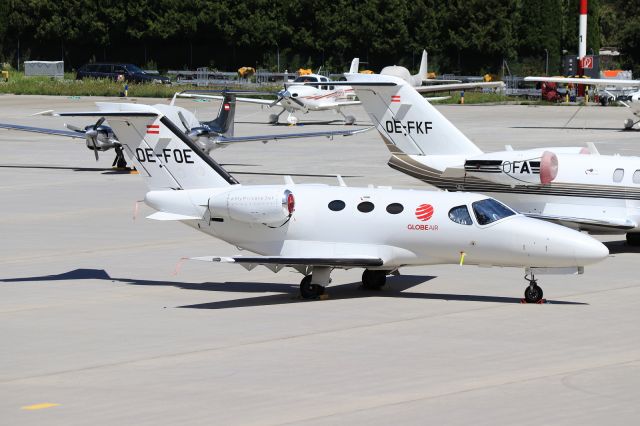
[0,0,638,76]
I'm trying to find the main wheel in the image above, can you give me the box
[344,115,356,125]
[524,284,544,303]
[626,233,640,246]
[300,275,325,299]
[361,269,387,290]
[268,114,279,124]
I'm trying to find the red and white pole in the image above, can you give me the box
[577,0,588,97]
[578,0,588,62]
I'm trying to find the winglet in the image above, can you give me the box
[349,58,359,74]
[336,175,347,187]
[284,175,295,185]
[33,110,56,116]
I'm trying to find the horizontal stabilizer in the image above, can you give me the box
[146,212,202,221]
[217,126,372,144]
[415,81,505,93]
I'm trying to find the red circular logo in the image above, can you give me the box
[415,204,434,221]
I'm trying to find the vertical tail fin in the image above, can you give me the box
[349,58,360,74]
[72,103,239,190]
[343,74,482,157]
[203,93,236,137]
[418,50,428,79]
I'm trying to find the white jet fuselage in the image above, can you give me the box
[399,151,640,233]
[145,184,607,269]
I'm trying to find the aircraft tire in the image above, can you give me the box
[300,275,325,299]
[626,233,640,246]
[344,115,356,125]
[361,269,387,290]
[268,114,279,124]
[524,284,543,303]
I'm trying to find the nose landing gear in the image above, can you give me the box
[523,273,544,303]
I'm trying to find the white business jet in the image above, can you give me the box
[37,101,607,302]
[525,76,640,130]
[0,90,369,168]
[342,73,640,245]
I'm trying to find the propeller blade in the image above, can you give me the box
[290,97,305,108]
[64,123,84,133]
[269,96,283,107]
[94,117,106,128]
[91,137,99,161]
[177,111,191,133]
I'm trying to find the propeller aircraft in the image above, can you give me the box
[0,91,371,168]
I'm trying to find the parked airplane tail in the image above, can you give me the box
[53,103,238,190]
[349,57,359,74]
[343,73,483,157]
[418,50,428,78]
[202,92,236,137]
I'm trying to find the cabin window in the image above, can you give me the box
[613,168,624,183]
[448,205,473,225]
[357,201,375,213]
[633,170,640,184]
[328,200,346,211]
[386,203,404,214]
[472,198,516,225]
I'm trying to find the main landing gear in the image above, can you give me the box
[626,233,640,246]
[361,269,387,290]
[300,275,326,299]
[298,268,390,299]
[523,273,544,304]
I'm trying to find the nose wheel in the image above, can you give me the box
[523,273,544,303]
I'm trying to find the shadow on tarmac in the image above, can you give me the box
[0,268,588,308]
[510,126,624,131]
[604,240,640,254]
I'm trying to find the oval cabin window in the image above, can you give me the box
[357,201,375,213]
[386,203,404,214]
[328,200,346,211]
[633,170,640,184]
[613,168,624,183]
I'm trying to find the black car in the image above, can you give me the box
[76,63,171,84]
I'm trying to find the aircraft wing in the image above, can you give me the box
[415,81,505,93]
[188,255,384,269]
[0,122,85,139]
[216,126,372,144]
[525,213,637,231]
[525,76,640,87]
[178,92,276,106]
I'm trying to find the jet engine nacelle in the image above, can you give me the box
[464,151,558,186]
[380,66,422,87]
[209,187,295,224]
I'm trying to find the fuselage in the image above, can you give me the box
[144,184,607,269]
[284,76,356,112]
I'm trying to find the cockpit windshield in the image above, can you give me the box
[293,76,318,83]
[471,198,516,225]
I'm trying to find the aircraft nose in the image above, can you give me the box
[572,231,609,265]
[509,217,609,267]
